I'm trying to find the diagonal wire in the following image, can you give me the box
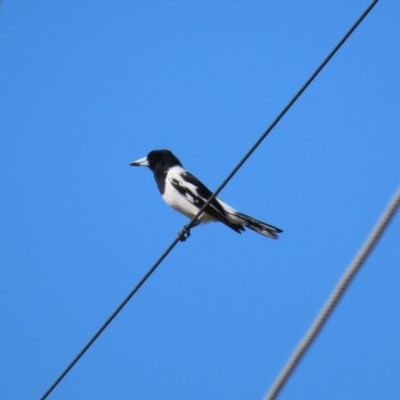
[263,186,400,400]
[39,2,378,399]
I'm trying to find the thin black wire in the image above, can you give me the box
[264,186,400,400]
[39,2,377,398]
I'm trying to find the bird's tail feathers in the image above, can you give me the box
[233,211,283,239]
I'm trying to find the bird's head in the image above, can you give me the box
[130,149,182,173]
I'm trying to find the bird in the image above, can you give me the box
[130,149,282,241]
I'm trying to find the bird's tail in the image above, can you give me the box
[233,211,283,239]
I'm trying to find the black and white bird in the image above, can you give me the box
[130,149,282,241]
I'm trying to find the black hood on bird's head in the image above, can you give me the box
[130,149,183,173]
[147,150,182,172]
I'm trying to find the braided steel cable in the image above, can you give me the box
[264,186,400,400]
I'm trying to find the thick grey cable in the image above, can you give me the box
[39,2,377,399]
[264,187,400,400]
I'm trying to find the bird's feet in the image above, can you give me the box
[177,225,191,242]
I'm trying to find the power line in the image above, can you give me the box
[263,186,400,400]
[39,2,378,398]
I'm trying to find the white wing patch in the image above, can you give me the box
[161,166,217,222]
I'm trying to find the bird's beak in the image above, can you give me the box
[130,156,149,167]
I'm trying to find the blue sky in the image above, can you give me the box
[1,1,399,399]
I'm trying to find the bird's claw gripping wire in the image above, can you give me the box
[177,225,191,242]
[178,219,201,241]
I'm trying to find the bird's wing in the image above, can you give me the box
[169,170,244,233]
